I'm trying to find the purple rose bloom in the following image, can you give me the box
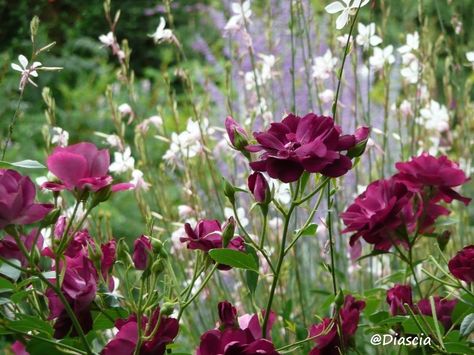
[448,245,474,282]
[341,178,414,251]
[248,113,369,183]
[181,219,223,252]
[386,284,413,315]
[309,295,365,355]
[47,254,98,338]
[133,235,153,270]
[394,153,471,206]
[102,308,179,355]
[248,172,270,203]
[197,301,279,355]
[0,229,44,267]
[417,297,457,331]
[0,169,53,229]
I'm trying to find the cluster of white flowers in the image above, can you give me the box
[224,1,252,32]
[109,146,135,174]
[418,100,450,133]
[398,32,420,84]
[51,126,69,147]
[312,49,338,80]
[325,0,369,30]
[356,23,382,50]
[369,45,395,71]
[162,118,214,166]
[99,32,125,60]
[244,53,276,90]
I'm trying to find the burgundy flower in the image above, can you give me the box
[101,240,116,289]
[248,172,270,203]
[341,178,414,251]
[46,254,98,338]
[248,113,369,183]
[448,245,474,282]
[181,219,222,252]
[386,284,413,315]
[394,153,471,206]
[0,169,53,229]
[417,297,457,331]
[102,308,179,355]
[43,142,133,193]
[309,295,365,355]
[225,116,248,151]
[133,235,153,270]
[0,229,44,267]
[11,341,29,355]
[197,301,279,355]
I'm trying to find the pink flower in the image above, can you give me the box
[248,172,270,203]
[43,142,134,193]
[225,116,248,151]
[133,235,153,270]
[341,178,414,251]
[102,308,179,355]
[197,301,279,355]
[395,153,471,206]
[101,240,117,289]
[448,245,474,282]
[0,169,53,229]
[417,297,457,331]
[46,254,98,338]
[386,284,413,315]
[309,295,365,355]
[248,113,369,182]
[0,229,44,267]
[11,341,29,355]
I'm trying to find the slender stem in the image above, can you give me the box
[326,183,337,295]
[259,208,268,249]
[2,91,24,160]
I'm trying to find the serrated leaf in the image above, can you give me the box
[208,249,258,271]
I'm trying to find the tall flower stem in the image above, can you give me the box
[261,182,300,338]
[1,91,24,160]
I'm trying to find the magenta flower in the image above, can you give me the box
[197,301,279,355]
[309,295,365,355]
[395,153,471,206]
[101,240,116,289]
[46,254,98,338]
[386,284,413,315]
[248,172,270,203]
[448,245,474,283]
[102,308,179,355]
[225,116,249,151]
[43,142,133,193]
[417,297,457,331]
[248,113,369,183]
[0,169,53,229]
[0,229,44,267]
[11,341,29,355]
[133,235,153,270]
[341,178,414,251]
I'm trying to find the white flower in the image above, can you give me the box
[400,58,420,84]
[105,134,122,148]
[312,49,338,80]
[109,146,135,174]
[466,51,474,64]
[419,100,450,132]
[259,53,276,82]
[51,127,69,147]
[224,1,252,31]
[399,100,413,117]
[118,103,133,116]
[137,115,163,133]
[224,207,248,227]
[99,32,115,47]
[130,169,150,191]
[398,32,419,54]
[369,45,395,71]
[325,0,369,30]
[336,34,353,47]
[318,89,334,104]
[11,54,42,91]
[271,179,291,205]
[356,23,382,50]
[178,205,194,219]
[149,17,174,44]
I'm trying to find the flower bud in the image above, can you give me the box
[223,178,236,204]
[90,185,112,208]
[151,259,165,275]
[133,235,153,270]
[225,116,248,151]
[221,217,236,248]
[40,208,61,228]
[347,127,370,159]
[152,239,163,253]
[437,230,451,251]
[161,302,175,316]
[247,172,271,205]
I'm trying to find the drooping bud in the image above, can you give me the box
[221,217,236,248]
[247,172,271,205]
[218,301,237,328]
[132,235,153,270]
[225,116,249,151]
[347,127,370,159]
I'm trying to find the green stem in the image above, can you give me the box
[2,91,24,160]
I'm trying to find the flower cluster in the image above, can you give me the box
[342,153,471,251]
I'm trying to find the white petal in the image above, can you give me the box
[18,55,28,69]
[336,10,349,30]
[29,70,39,77]
[325,1,345,14]
[11,63,23,72]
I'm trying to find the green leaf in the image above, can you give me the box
[460,313,474,337]
[208,249,258,271]
[295,223,318,237]
[9,316,53,336]
[444,342,474,354]
[0,160,45,169]
[245,270,258,296]
[0,259,22,281]
[0,277,14,291]
[402,315,444,335]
